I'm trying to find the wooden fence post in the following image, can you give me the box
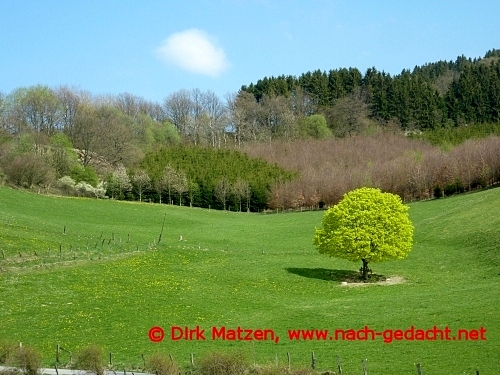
[362,359,368,375]
[336,355,342,375]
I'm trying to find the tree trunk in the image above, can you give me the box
[361,258,369,281]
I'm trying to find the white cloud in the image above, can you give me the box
[156,29,230,77]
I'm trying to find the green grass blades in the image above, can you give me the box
[0,186,499,374]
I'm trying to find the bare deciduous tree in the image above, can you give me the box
[18,85,62,136]
[160,164,179,204]
[259,94,297,141]
[328,87,369,137]
[71,103,102,166]
[55,85,90,136]
[172,169,188,205]
[163,90,192,137]
[72,104,140,168]
[201,90,227,147]
[232,179,250,212]
[226,91,263,145]
[215,177,231,210]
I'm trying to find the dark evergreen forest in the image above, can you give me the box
[241,49,500,131]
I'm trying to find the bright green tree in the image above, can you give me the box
[313,187,414,281]
[298,114,332,139]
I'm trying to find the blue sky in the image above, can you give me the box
[1,0,499,103]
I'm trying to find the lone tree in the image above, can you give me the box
[313,187,414,281]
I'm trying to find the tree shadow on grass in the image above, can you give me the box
[285,267,386,283]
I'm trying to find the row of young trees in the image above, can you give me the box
[243,133,500,209]
[140,146,295,210]
[4,130,497,211]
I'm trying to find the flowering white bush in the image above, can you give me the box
[108,165,131,199]
[58,176,76,193]
[93,181,107,199]
[75,181,94,197]
[58,176,106,198]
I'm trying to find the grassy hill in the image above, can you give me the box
[0,187,499,374]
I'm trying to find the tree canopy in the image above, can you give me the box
[313,187,414,281]
[242,49,500,130]
[0,50,499,209]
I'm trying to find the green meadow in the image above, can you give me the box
[0,186,499,374]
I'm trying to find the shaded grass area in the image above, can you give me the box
[0,186,499,374]
[285,268,387,283]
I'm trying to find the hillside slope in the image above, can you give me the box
[0,187,499,374]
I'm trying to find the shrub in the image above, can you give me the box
[58,176,76,194]
[11,346,41,375]
[197,351,248,375]
[4,154,52,188]
[249,366,319,375]
[75,181,95,197]
[0,168,7,186]
[73,345,105,375]
[145,352,180,375]
[93,182,107,199]
[288,369,317,375]
[249,364,289,375]
[57,177,106,198]
[298,114,332,139]
[0,340,17,365]
[70,165,99,187]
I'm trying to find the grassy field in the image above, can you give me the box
[0,186,499,374]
